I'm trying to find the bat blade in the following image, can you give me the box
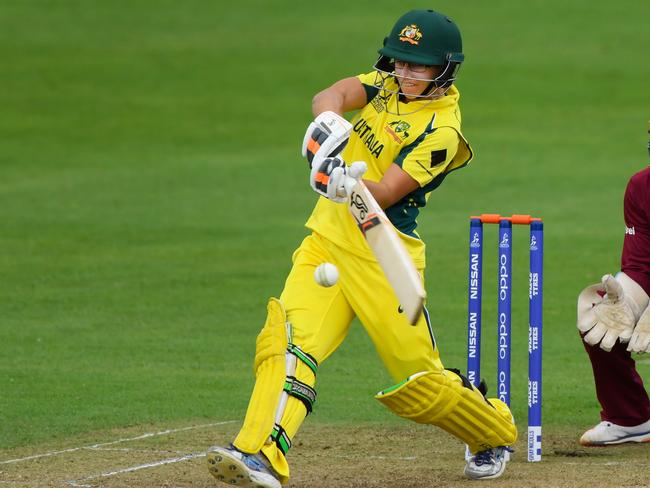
[347,180,426,325]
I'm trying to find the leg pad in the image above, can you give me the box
[376,370,517,453]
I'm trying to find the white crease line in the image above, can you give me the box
[64,452,205,487]
[333,454,417,460]
[87,447,187,454]
[372,456,417,460]
[0,420,235,465]
[561,461,630,466]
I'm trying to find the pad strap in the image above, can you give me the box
[284,376,317,414]
[445,368,473,389]
[447,368,489,398]
[271,423,292,455]
[287,343,319,374]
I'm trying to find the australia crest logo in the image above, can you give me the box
[399,24,422,45]
[389,120,411,137]
[385,120,411,143]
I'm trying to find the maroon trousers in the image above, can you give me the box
[582,334,650,426]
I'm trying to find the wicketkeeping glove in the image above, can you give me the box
[577,273,649,351]
[628,303,650,353]
[302,111,353,168]
[310,157,367,203]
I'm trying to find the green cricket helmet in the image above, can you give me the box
[375,9,464,91]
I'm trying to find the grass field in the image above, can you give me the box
[1,0,649,485]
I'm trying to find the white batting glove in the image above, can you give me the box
[310,158,366,203]
[577,273,649,352]
[628,303,650,353]
[302,111,352,169]
[338,161,367,198]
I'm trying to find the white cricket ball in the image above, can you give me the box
[314,263,339,287]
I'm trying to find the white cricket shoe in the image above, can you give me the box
[580,419,650,446]
[207,445,281,488]
[464,446,512,480]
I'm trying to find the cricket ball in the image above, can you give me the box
[314,263,339,287]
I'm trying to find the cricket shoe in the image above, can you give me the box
[206,445,281,488]
[580,419,650,446]
[464,446,512,480]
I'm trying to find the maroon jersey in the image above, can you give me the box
[621,166,650,295]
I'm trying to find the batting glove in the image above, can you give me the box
[310,157,367,203]
[302,111,352,168]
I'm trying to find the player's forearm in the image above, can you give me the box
[311,89,346,117]
[311,77,367,117]
[363,179,397,209]
[363,164,420,209]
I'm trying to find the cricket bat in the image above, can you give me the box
[345,178,426,325]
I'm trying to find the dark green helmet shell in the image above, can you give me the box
[379,9,464,66]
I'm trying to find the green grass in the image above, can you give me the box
[1,0,649,449]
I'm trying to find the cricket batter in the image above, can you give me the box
[207,10,517,486]
[577,123,650,445]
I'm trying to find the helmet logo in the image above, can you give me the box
[399,24,422,45]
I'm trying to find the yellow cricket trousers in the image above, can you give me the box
[282,232,442,379]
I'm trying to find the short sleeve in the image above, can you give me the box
[395,127,460,187]
[624,170,650,226]
[621,167,650,294]
[357,71,378,85]
[356,71,380,103]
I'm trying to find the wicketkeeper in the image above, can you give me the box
[576,122,650,445]
[207,10,517,486]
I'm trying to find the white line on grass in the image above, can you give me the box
[88,447,188,454]
[0,420,234,465]
[562,461,632,466]
[335,454,418,461]
[64,452,206,487]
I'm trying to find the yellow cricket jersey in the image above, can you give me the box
[305,71,473,268]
